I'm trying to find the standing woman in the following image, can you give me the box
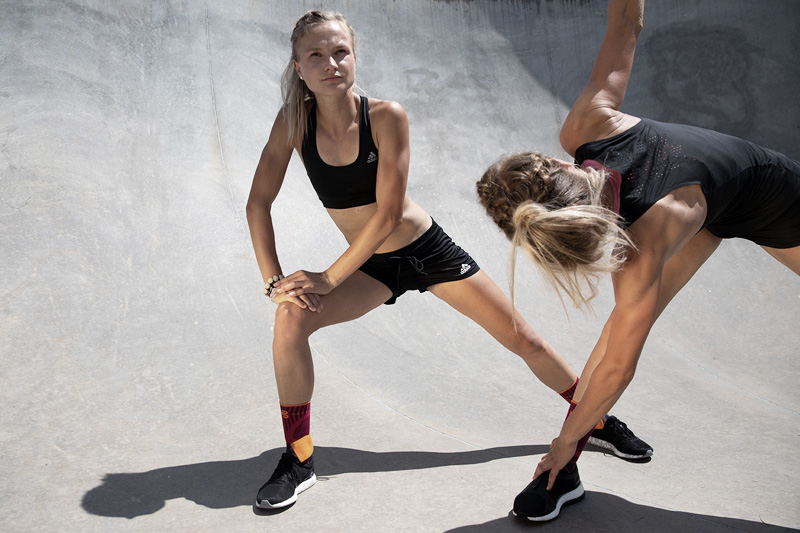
[247,11,649,510]
[477,0,799,522]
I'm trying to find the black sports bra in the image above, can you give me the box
[301,96,379,209]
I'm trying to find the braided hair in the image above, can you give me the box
[476,152,634,309]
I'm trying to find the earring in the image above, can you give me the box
[299,74,304,80]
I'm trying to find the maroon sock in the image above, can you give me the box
[561,401,594,474]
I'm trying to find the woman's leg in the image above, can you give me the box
[762,245,800,276]
[427,270,576,393]
[272,270,390,460]
[257,271,392,509]
[272,270,392,405]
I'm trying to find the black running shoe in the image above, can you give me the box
[513,467,584,522]
[588,415,653,459]
[255,448,316,509]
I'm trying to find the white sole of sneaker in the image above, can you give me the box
[587,436,653,459]
[255,473,317,509]
[513,482,584,522]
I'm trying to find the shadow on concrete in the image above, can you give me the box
[446,495,795,533]
[81,444,790,533]
[81,445,548,518]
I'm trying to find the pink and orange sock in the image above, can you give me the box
[558,377,579,403]
[281,401,313,462]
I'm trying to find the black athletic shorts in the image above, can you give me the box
[358,219,480,305]
[706,162,800,249]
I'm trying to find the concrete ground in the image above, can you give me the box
[1,1,799,531]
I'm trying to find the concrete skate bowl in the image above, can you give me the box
[2,1,799,531]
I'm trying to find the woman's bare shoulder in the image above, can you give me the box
[560,108,640,156]
[366,98,407,122]
[365,98,409,145]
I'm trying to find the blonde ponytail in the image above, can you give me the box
[477,152,634,310]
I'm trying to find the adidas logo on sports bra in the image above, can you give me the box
[367,151,378,164]
[460,264,471,275]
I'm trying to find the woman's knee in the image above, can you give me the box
[273,302,317,343]
[510,324,548,359]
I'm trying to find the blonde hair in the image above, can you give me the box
[476,152,634,310]
[281,11,358,147]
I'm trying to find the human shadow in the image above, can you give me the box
[446,492,795,533]
[82,444,793,532]
[81,444,548,519]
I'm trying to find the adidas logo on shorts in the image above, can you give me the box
[367,151,378,164]
[460,264,471,275]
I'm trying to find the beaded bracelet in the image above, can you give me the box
[263,274,285,298]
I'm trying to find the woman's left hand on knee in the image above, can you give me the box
[275,270,334,299]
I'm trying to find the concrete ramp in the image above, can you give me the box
[2,1,798,531]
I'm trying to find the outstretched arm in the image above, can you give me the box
[534,189,707,489]
[533,244,661,488]
[560,0,645,155]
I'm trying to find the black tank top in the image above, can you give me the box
[301,96,379,209]
[574,118,800,239]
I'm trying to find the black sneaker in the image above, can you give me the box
[255,448,316,509]
[588,415,653,459]
[513,467,584,522]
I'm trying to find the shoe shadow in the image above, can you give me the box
[81,444,548,519]
[583,442,653,464]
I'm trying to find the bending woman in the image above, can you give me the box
[477,0,799,522]
[246,10,650,511]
